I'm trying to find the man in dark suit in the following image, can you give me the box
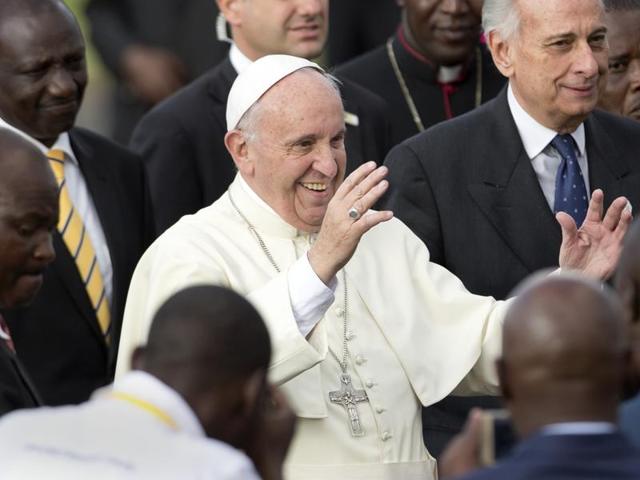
[86,0,230,144]
[0,0,154,406]
[132,0,392,234]
[614,220,640,449]
[383,0,640,458]
[439,274,640,480]
[337,0,506,147]
[0,130,58,415]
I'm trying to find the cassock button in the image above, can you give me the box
[365,379,374,388]
[346,331,356,341]
[381,431,392,441]
[355,354,366,365]
[375,406,385,414]
[335,307,345,317]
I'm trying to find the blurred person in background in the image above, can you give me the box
[597,0,640,122]
[86,0,230,144]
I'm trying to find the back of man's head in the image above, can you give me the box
[499,274,627,438]
[615,221,640,393]
[133,285,271,446]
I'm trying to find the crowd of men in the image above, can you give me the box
[0,0,638,478]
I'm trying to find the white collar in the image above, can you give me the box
[95,371,206,438]
[237,173,280,217]
[438,64,463,83]
[0,116,77,165]
[507,83,586,160]
[229,43,253,75]
[541,421,616,436]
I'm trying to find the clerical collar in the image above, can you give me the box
[507,83,585,159]
[0,115,78,166]
[395,27,468,85]
[237,174,280,217]
[229,43,253,75]
[541,422,616,436]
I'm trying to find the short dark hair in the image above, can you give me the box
[143,285,271,390]
[603,0,640,11]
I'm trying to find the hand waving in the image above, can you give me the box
[557,189,632,279]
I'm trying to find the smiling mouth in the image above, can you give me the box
[300,182,327,192]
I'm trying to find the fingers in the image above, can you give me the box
[556,211,578,242]
[584,189,604,224]
[334,161,378,201]
[602,196,629,231]
[613,204,633,240]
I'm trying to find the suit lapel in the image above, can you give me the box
[0,338,42,406]
[467,90,561,272]
[51,233,105,341]
[585,112,630,205]
[64,130,116,343]
[207,58,237,132]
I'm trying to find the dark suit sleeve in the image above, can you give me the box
[130,109,203,234]
[86,0,136,76]
[382,142,445,264]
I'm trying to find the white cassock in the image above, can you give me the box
[118,175,509,480]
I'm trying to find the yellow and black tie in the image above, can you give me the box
[47,149,110,341]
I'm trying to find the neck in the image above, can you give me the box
[512,404,618,438]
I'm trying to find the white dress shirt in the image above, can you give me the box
[507,84,590,212]
[0,118,113,306]
[541,421,616,436]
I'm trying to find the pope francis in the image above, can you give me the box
[117,55,632,479]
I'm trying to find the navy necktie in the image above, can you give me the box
[552,134,588,227]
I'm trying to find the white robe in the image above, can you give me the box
[118,175,509,479]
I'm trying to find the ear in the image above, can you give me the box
[224,130,255,176]
[496,358,512,401]
[217,0,243,27]
[130,346,147,371]
[240,369,267,419]
[486,29,515,78]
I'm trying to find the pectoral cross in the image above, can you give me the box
[329,373,369,437]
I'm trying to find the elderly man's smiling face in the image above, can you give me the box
[237,69,346,232]
[492,0,608,132]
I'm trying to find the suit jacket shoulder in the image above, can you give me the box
[131,58,237,233]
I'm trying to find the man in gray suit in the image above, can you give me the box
[383,0,640,457]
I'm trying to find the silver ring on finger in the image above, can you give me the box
[348,207,361,220]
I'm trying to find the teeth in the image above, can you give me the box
[302,183,327,191]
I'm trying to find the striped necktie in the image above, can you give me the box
[47,149,111,341]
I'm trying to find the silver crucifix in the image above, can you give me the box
[329,373,369,436]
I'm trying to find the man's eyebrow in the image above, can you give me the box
[285,134,316,147]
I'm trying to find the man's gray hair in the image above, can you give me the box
[603,0,640,11]
[482,0,606,40]
[482,0,522,41]
[237,69,342,143]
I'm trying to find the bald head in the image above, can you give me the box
[0,128,57,308]
[501,274,627,436]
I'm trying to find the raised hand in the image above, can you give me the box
[308,161,393,284]
[557,189,632,279]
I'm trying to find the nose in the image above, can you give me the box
[297,0,323,17]
[47,67,77,99]
[313,143,338,178]
[33,232,56,266]
[630,59,640,90]
[574,41,600,78]
[440,0,470,14]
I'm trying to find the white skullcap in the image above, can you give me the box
[226,54,324,131]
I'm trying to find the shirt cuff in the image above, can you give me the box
[288,253,337,336]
